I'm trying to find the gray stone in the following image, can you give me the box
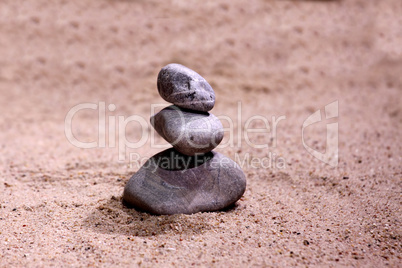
[123,148,246,215]
[157,63,215,112]
[151,105,223,156]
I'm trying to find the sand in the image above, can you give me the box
[0,0,401,266]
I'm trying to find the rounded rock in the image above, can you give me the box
[123,148,246,215]
[150,105,223,156]
[157,63,215,112]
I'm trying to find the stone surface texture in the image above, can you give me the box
[123,148,247,215]
[157,63,215,112]
[150,105,224,156]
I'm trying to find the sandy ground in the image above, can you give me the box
[0,0,401,267]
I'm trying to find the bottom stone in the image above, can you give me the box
[123,148,246,215]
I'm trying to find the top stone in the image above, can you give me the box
[157,63,215,112]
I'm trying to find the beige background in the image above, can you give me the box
[0,0,401,266]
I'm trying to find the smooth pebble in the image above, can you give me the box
[123,148,246,215]
[157,63,215,112]
[151,105,224,156]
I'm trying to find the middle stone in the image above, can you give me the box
[151,105,224,156]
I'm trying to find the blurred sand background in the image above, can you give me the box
[0,0,401,266]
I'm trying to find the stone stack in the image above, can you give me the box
[123,63,246,215]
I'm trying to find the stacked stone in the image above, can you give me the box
[123,64,246,215]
